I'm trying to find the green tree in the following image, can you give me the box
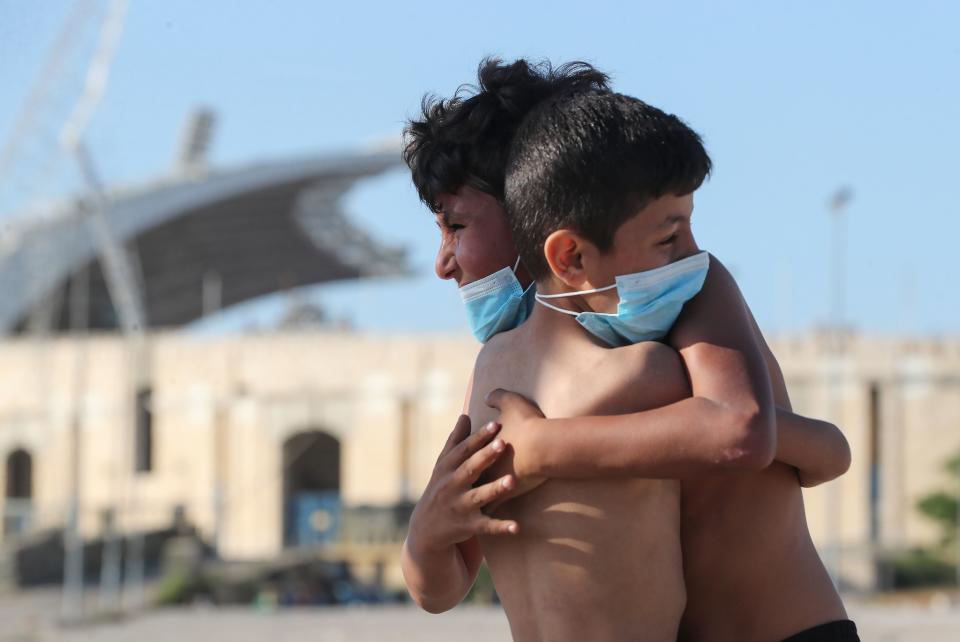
[916,453,960,548]
[887,452,960,588]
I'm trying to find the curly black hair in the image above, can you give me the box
[403,58,610,212]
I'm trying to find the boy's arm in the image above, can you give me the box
[489,256,776,480]
[775,409,851,487]
[489,258,851,486]
[401,415,518,613]
[747,303,852,486]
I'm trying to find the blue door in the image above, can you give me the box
[288,491,341,547]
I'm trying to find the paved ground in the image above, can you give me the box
[1,591,959,641]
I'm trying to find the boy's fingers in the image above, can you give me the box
[484,388,509,411]
[485,388,539,417]
[463,475,514,510]
[447,421,500,469]
[440,414,472,457]
[454,435,506,486]
[474,516,519,536]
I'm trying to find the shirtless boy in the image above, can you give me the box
[402,60,858,642]
[468,259,692,640]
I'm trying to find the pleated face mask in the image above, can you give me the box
[535,251,710,347]
[459,257,536,343]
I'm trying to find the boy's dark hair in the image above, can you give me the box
[505,90,712,280]
[403,58,610,212]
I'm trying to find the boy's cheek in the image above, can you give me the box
[458,235,516,283]
[593,291,621,314]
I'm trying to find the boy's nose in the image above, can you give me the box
[435,246,458,281]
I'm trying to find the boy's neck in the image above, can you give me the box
[521,287,600,346]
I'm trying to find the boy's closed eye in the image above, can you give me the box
[438,213,466,232]
[658,233,678,246]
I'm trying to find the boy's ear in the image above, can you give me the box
[543,229,593,288]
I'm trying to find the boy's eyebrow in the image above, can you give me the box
[441,209,470,226]
[658,214,690,228]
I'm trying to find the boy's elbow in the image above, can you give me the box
[400,543,459,614]
[404,577,459,614]
[794,426,851,488]
[414,594,457,614]
[836,440,853,478]
[828,426,853,479]
[723,404,776,470]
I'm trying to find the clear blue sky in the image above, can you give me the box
[1,0,958,336]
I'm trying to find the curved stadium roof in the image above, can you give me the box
[0,149,407,334]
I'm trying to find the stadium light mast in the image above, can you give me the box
[829,187,853,335]
[825,186,852,588]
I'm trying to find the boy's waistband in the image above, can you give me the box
[780,619,859,642]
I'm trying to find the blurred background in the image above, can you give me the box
[0,1,958,640]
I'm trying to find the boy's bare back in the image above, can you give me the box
[468,316,691,642]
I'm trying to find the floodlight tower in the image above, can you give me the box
[825,186,852,587]
[830,187,853,335]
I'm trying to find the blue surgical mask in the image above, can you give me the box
[535,251,710,347]
[459,257,536,343]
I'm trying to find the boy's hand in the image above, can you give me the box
[407,415,519,558]
[484,389,549,504]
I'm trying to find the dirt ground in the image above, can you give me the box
[1,590,959,641]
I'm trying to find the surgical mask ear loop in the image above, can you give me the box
[535,297,582,316]
[511,254,535,290]
[536,282,618,299]
[534,282,618,316]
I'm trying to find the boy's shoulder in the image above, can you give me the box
[602,340,684,378]
[475,332,682,383]
[469,328,521,390]
[586,341,690,416]
[467,328,529,425]
[473,324,524,370]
